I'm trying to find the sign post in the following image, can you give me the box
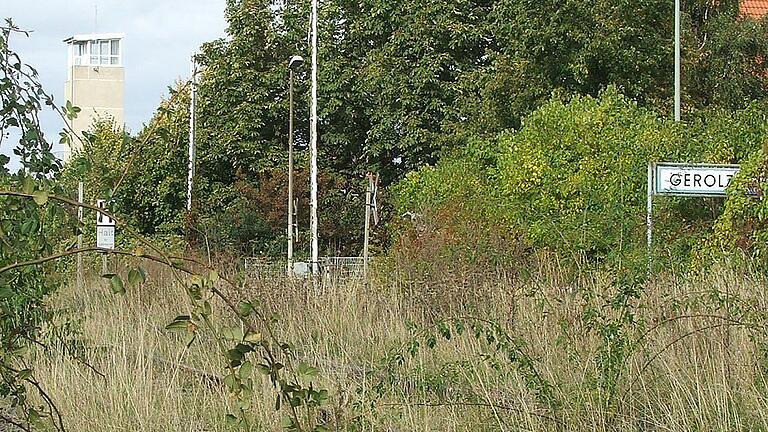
[647,162,741,269]
[647,163,653,256]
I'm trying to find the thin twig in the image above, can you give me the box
[0,413,31,432]
[24,378,65,432]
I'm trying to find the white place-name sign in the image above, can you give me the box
[95,199,116,250]
[97,226,115,249]
[654,163,739,197]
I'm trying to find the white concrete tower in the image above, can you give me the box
[63,33,125,155]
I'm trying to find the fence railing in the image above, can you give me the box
[244,256,368,281]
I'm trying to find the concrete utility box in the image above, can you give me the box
[63,33,125,157]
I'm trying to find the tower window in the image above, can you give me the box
[73,42,88,65]
[77,39,121,66]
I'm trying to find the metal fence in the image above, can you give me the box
[320,256,365,281]
[243,257,285,280]
[243,256,367,282]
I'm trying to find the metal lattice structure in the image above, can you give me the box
[243,257,367,281]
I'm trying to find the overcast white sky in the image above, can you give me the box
[3,0,228,169]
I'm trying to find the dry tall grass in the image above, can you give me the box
[29,259,768,431]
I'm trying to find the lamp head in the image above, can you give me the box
[288,55,304,70]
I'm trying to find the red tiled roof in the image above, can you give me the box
[742,0,768,18]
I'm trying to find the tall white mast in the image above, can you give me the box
[187,54,197,211]
[310,0,319,275]
[674,0,680,122]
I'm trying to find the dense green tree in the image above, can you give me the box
[61,86,189,239]
[340,0,496,180]
[684,1,768,110]
[196,0,290,183]
[104,0,768,258]
[189,0,371,256]
[117,85,189,236]
[485,0,670,128]
[396,89,768,267]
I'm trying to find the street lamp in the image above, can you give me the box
[287,55,304,276]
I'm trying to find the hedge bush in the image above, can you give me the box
[394,88,768,270]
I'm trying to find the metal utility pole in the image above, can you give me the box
[310,0,319,275]
[287,55,304,277]
[187,54,198,211]
[674,0,681,122]
[647,163,654,273]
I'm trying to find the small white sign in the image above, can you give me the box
[655,163,739,196]
[292,261,310,277]
[96,199,116,226]
[97,226,115,249]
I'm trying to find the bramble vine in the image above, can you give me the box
[0,20,327,432]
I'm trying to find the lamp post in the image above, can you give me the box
[310,0,319,275]
[287,55,304,276]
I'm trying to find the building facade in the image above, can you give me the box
[63,33,125,156]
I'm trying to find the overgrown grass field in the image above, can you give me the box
[29,258,768,431]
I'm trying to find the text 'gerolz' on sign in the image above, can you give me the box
[654,163,740,197]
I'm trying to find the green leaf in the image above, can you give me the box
[235,343,253,354]
[316,389,329,403]
[127,267,146,285]
[280,416,296,430]
[201,300,212,317]
[240,361,254,379]
[209,270,219,283]
[21,176,34,194]
[226,349,244,362]
[23,129,39,141]
[298,362,318,379]
[221,326,245,341]
[32,189,48,206]
[224,373,240,391]
[237,301,254,317]
[165,315,192,332]
[244,331,262,343]
[183,332,197,348]
[110,275,125,295]
[20,219,36,235]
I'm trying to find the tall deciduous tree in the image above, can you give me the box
[114,0,768,257]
